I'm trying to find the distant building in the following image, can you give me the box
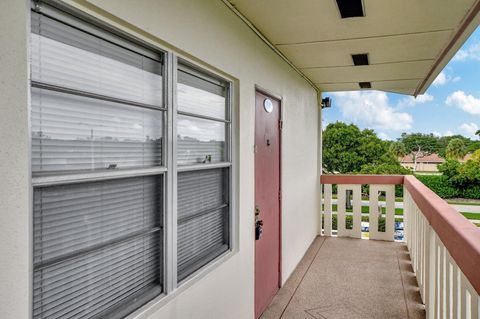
[400,153,445,172]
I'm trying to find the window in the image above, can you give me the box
[31,6,165,319]
[30,2,233,318]
[176,65,231,281]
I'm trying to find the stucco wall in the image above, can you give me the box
[401,163,440,172]
[0,0,320,318]
[0,1,31,318]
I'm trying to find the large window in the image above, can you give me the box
[176,66,231,281]
[30,3,233,319]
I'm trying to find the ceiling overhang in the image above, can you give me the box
[224,0,480,96]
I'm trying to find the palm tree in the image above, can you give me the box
[446,138,467,160]
[388,142,407,160]
[476,129,480,139]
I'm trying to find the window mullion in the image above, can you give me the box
[165,52,178,293]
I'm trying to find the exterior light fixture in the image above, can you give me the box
[321,97,332,109]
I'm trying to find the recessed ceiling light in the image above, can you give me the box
[336,0,365,18]
[352,53,369,66]
[359,82,372,89]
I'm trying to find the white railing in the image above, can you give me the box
[321,175,480,319]
[404,176,480,319]
[321,175,402,241]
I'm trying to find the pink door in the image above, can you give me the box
[254,90,281,318]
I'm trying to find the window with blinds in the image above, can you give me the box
[176,66,231,281]
[30,2,234,317]
[31,5,164,319]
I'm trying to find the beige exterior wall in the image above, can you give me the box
[0,1,31,319]
[0,0,321,318]
[401,163,440,172]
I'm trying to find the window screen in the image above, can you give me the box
[176,65,231,282]
[31,6,164,319]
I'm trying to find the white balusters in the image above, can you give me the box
[404,189,480,319]
[337,184,362,238]
[323,184,332,236]
[368,184,395,241]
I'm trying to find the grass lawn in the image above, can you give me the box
[461,212,480,220]
[327,204,403,215]
[330,195,403,202]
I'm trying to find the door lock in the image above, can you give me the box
[255,205,263,240]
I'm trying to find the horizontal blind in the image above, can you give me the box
[177,115,225,165]
[31,88,163,174]
[177,169,229,281]
[177,69,227,119]
[33,176,163,319]
[31,12,163,107]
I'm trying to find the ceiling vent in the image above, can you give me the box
[359,82,372,89]
[352,53,369,66]
[336,0,365,18]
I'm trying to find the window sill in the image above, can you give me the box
[126,248,237,319]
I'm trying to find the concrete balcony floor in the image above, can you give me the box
[262,237,426,319]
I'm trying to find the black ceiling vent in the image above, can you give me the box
[359,82,372,89]
[336,0,365,18]
[352,53,369,66]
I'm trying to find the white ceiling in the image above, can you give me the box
[226,0,480,95]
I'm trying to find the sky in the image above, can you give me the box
[323,27,480,141]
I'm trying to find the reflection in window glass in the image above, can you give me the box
[177,115,225,165]
[31,33,163,106]
[31,88,163,174]
[177,82,226,119]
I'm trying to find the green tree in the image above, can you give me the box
[400,133,440,172]
[476,129,480,139]
[388,141,407,159]
[438,159,461,178]
[438,135,471,158]
[322,122,388,173]
[471,149,480,162]
[445,138,467,160]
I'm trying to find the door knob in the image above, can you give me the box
[255,205,263,240]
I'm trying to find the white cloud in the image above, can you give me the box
[459,123,479,137]
[397,93,434,108]
[377,132,392,140]
[453,42,480,62]
[433,130,455,137]
[433,72,447,86]
[331,91,412,131]
[445,91,480,115]
[432,71,461,87]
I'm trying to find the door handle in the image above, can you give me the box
[255,205,263,240]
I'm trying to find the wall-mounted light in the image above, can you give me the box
[321,97,332,109]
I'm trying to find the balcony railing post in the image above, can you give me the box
[337,184,361,238]
[426,223,435,319]
[323,184,332,236]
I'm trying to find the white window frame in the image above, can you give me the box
[28,1,237,318]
